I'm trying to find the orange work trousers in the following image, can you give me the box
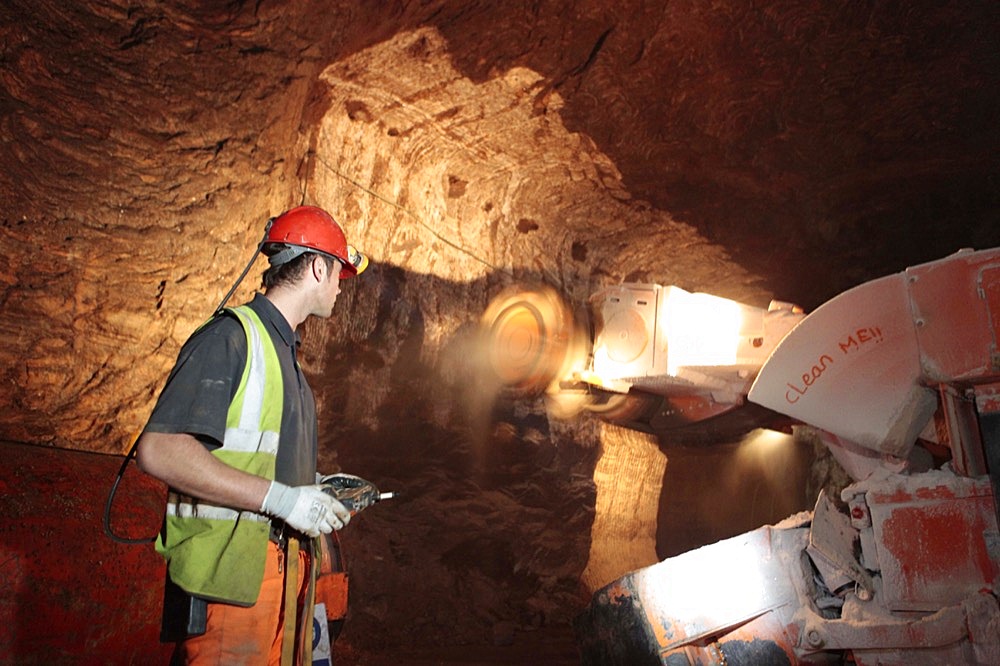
[172,540,313,665]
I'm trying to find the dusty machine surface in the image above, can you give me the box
[485,247,1000,664]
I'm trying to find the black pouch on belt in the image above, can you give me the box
[159,576,208,642]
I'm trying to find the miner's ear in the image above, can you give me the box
[311,254,327,281]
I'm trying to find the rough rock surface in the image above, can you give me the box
[1,0,998,661]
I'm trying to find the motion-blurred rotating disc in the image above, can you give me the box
[481,285,577,395]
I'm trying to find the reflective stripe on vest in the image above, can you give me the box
[156,305,284,606]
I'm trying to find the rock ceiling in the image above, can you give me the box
[1,0,998,657]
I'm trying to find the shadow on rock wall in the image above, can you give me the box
[304,262,601,652]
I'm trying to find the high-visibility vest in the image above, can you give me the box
[156,305,284,606]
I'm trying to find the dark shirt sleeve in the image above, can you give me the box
[143,314,247,448]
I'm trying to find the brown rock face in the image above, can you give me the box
[1,0,998,660]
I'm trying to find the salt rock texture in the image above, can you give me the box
[1,0,998,660]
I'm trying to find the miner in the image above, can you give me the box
[136,205,367,664]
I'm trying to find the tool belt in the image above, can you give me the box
[269,519,309,548]
[274,531,318,665]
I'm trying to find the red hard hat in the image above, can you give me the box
[264,205,367,278]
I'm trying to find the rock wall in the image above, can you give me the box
[0,1,324,449]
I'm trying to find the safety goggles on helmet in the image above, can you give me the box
[263,205,368,279]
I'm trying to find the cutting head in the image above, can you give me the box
[480,285,584,396]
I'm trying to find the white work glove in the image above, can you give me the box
[260,481,351,537]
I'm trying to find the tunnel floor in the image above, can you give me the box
[334,624,580,665]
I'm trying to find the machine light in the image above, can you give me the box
[743,427,791,453]
[635,529,780,649]
[661,289,743,375]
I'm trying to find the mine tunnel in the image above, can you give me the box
[2,1,999,664]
